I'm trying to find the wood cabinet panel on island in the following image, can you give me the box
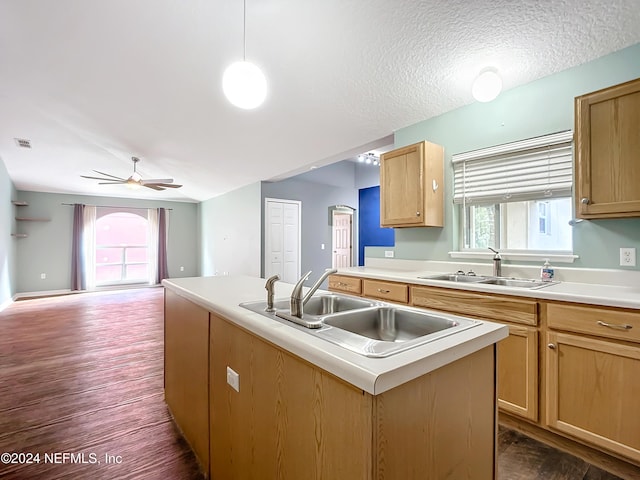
[164,289,499,479]
[164,289,210,473]
[380,140,444,227]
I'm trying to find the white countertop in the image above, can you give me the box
[162,275,507,395]
[336,265,640,310]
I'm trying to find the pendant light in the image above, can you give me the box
[223,0,267,109]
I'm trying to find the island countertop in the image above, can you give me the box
[162,275,508,395]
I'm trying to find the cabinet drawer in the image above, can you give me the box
[546,303,640,344]
[411,286,538,325]
[363,279,408,304]
[328,275,362,295]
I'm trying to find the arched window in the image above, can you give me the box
[95,211,149,285]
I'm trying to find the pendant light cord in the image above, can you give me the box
[243,0,246,61]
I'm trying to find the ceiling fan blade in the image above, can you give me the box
[81,175,126,182]
[143,184,165,191]
[98,182,127,185]
[141,178,173,184]
[93,170,127,181]
[145,183,183,188]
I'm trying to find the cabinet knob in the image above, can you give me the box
[581,197,590,205]
[548,343,556,349]
[416,211,421,216]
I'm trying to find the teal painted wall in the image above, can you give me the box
[0,157,17,304]
[14,191,198,293]
[370,43,640,270]
[199,182,262,277]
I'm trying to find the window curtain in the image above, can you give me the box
[70,204,96,291]
[147,208,169,285]
[147,208,159,285]
[71,204,85,290]
[83,206,97,290]
[157,208,169,283]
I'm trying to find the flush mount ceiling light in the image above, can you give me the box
[357,153,380,166]
[472,68,502,102]
[222,0,267,109]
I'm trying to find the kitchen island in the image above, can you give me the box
[163,275,508,479]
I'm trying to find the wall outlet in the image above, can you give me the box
[180,266,184,272]
[619,247,636,267]
[40,273,46,280]
[321,243,325,250]
[384,250,394,258]
[226,366,240,392]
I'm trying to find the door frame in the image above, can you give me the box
[264,198,302,281]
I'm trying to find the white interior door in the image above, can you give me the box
[332,212,352,268]
[265,199,301,284]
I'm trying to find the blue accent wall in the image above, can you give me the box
[358,186,394,266]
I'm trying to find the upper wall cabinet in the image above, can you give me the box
[575,77,640,219]
[380,140,444,227]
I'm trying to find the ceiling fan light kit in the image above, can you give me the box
[81,157,182,191]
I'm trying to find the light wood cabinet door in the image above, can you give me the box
[380,141,444,227]
[209,313,373,480]
[497,324,538,421]
[164,289,210,473]
[575,77,640,218]
[546,331,640,463]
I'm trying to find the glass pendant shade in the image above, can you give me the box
[223,61,267,109]
[472,70,502,102]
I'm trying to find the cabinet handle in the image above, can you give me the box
[548,343,556,349]
[581,197,590,205]
[377,288,390,294]
[597,320,633,330]
[337,282,348,287]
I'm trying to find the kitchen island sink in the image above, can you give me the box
[164,275,506,480]
[240,295,480,357]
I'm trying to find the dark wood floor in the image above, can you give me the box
[0,288,630,479]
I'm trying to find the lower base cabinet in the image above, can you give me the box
[209,313,497,480]
[546,331,640,463]
[164,289,210,473]
[497,324,538,421]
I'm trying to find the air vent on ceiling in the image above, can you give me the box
[14,138,32,149]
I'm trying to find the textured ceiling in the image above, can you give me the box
[1,0,639,202]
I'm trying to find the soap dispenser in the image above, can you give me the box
[540,259,554,282]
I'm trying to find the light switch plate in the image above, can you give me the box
[384,250,394,258]
[226,366,240,392]
[619,247,636,267]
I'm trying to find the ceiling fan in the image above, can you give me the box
[81,157,182,191]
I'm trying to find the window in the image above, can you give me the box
[453,131,573,253]
[95,211,150,285]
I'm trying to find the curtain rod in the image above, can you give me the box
[61,203,172,211]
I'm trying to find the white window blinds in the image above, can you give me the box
[452,130,573,204]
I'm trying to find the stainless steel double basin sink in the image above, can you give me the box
[420,273,557,289]
[240,294,480,358]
